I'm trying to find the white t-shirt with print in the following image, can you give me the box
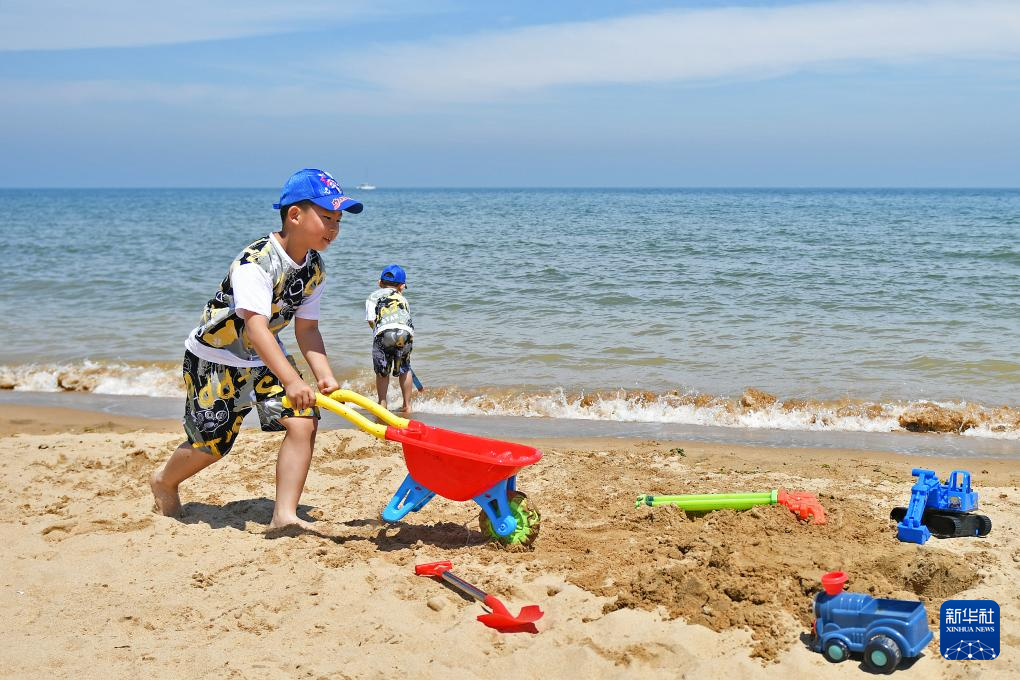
[365,288,413,337]
[185,233,324,367]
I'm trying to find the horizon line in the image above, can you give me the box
[1,185,1019,191]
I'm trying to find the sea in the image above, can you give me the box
[2,187,1018,457]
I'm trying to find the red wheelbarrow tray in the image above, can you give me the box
[386,420,542,501]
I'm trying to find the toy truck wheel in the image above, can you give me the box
[479,491,541,548]
[864,635,902,674]
[822,638,850,664]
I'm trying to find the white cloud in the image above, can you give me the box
[0,78,391,118]
[0,0,403,51]
[352,0,1020,101]
[6,1,1019,113]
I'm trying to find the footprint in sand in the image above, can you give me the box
[41,516,154,541]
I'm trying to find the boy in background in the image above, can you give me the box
[365,265,414,413]
[151,168,362,530]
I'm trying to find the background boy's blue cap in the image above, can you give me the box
[380,264,406,284]
[272,168,364,214]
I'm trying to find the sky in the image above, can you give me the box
[1,0,1019,187]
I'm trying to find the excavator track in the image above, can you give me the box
[890,507,992,539]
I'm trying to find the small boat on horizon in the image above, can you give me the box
[356,183,377,190]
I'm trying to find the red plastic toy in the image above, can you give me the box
[387,420,541,501]
[821,570,849,595]
[415,560,544,633]
[777,489,827,525]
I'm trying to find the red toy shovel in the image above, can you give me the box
[415,561,544,633]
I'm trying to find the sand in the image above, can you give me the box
[1,406,1018,679]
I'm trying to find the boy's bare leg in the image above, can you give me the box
[398,371,413,414]
[375,373,389,410]
[269,416,317,530]
[150,442,218,516]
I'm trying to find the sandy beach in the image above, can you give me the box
[5,1,1020,678]
[1,404,1017,679]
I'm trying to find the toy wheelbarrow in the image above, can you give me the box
[289,390,542,546]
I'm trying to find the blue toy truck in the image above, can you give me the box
[813,572,932,674]
[890,468,991,544]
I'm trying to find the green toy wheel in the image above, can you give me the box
[479,490,541,548]
[822,638,849,664]
[864,635,902,674]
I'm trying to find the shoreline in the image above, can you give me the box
[6,402,1017,478]
[3,394,1019,460]
[3,358,1019,446]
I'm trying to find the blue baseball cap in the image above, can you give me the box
[273,168,364,214]
[380,264,406,284]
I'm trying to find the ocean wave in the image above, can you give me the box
[0,360,184,397]
[413,387,1019,440]
[2,361,1017,440]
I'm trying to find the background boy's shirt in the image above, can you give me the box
[185,233,324,367]
[365,288,413,337]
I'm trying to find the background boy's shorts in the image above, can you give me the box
[182,349,319,457]
[373,329,413,377]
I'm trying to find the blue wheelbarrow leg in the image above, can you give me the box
[382,473,436,522]
[473,477,518,537]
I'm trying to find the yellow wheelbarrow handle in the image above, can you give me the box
[326,389,410,429]
[282,390,409,440]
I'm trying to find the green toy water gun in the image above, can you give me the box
[635,489,826,524]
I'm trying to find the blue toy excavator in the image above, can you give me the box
[891,468,992,544]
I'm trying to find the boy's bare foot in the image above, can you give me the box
[266,515,322,539]
[397,404,412,415]
[268,514,316,532]
[150,470,182,516]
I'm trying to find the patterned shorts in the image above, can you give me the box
[372,330,413,377]
[182,349,319,457]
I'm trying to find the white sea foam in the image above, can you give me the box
[1,361,183,397]
[3,363,1017,440]
[961,424,1020,440]
[413,389,1019,440]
